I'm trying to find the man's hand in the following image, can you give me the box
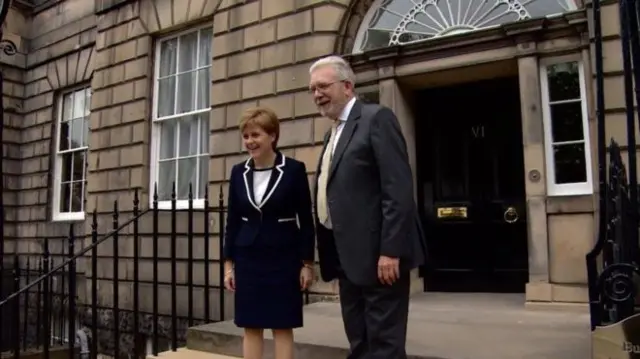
[377,255,400,285]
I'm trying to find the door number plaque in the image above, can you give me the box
[437,207,468,219]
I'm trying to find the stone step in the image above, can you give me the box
[147,347,240,359]
[186,320,353,359]
[185,295,591,359]
[185,303,437,359]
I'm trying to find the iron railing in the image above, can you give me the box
[586,0,640,329]
[0,185,226,359]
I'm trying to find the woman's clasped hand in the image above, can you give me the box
[300,264,314,290]
[224,268,235,291]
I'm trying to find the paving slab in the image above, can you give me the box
[188,292,592,359]
[147,347,240,359]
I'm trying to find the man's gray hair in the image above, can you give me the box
[309,56,356,86]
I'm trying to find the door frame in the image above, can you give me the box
[376,53,551,298]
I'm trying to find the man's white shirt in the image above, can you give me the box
[332,96,357,154]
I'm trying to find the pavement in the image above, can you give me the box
[188,292,592,359]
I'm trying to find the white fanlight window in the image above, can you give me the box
[352,0,578,53]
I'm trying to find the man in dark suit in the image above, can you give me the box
[309,55,427,359]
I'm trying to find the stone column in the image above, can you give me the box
[517,52,552,301]
[378,76,418,198]
[378,75,423,295]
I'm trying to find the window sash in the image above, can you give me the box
[152,26,212,208]
[57,148,88,213]
[540,60,593,196]
[156,112,209,201]
[53,87,91,220]
[154,27,212,121]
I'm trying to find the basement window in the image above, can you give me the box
[540,59,593,196]
[52,86,91,221]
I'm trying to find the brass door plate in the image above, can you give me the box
[437,207,468,219]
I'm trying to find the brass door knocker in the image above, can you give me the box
[504,206,519,224]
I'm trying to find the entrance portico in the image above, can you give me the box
[342,0,595,303]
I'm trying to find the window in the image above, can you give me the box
[151,26,212,209]
[540,60,593,196]
[352,0,577,53]
[52,86,91,221]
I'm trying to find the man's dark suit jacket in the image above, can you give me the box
[314,99,428,287]
[223,152,315,262]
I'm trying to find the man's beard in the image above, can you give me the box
[319,102,341,120]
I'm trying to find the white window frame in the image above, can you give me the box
[52,85,91,222]
[351,0,579,54]
[540,57,593,196]
[150,24,212,210]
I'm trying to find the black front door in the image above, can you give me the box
[416,76,528,293]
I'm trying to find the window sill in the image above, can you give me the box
[547,184,593,197]
[152,199,206,211]
[52,212,85,222]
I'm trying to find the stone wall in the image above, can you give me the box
[515,0,634,303]
[86,1,224,341]
[536,0,635,303]
[12,0,95,305]
[2,3,30,268]
[592,0,640,163]
[208,0,352,294]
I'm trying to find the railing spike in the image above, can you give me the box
[12,255,19,359]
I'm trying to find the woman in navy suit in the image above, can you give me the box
[223,106,315,359]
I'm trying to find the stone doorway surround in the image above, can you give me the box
[342,9,594,304]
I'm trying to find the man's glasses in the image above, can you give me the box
[308,80,344,94]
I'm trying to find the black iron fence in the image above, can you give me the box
[0,184,312,358]
[0,256,82,354]
[586,0,640,329]
[0,185,227,358]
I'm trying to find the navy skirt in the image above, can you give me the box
[233,243,303,329]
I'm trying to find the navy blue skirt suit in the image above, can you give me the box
[223,152,315,329]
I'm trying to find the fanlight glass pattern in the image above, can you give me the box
[356,0,577,52]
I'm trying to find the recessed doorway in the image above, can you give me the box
[415,75,529,293]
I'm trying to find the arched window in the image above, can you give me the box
[352,0,578,53]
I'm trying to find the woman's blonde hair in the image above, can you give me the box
[239,106,280,150]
